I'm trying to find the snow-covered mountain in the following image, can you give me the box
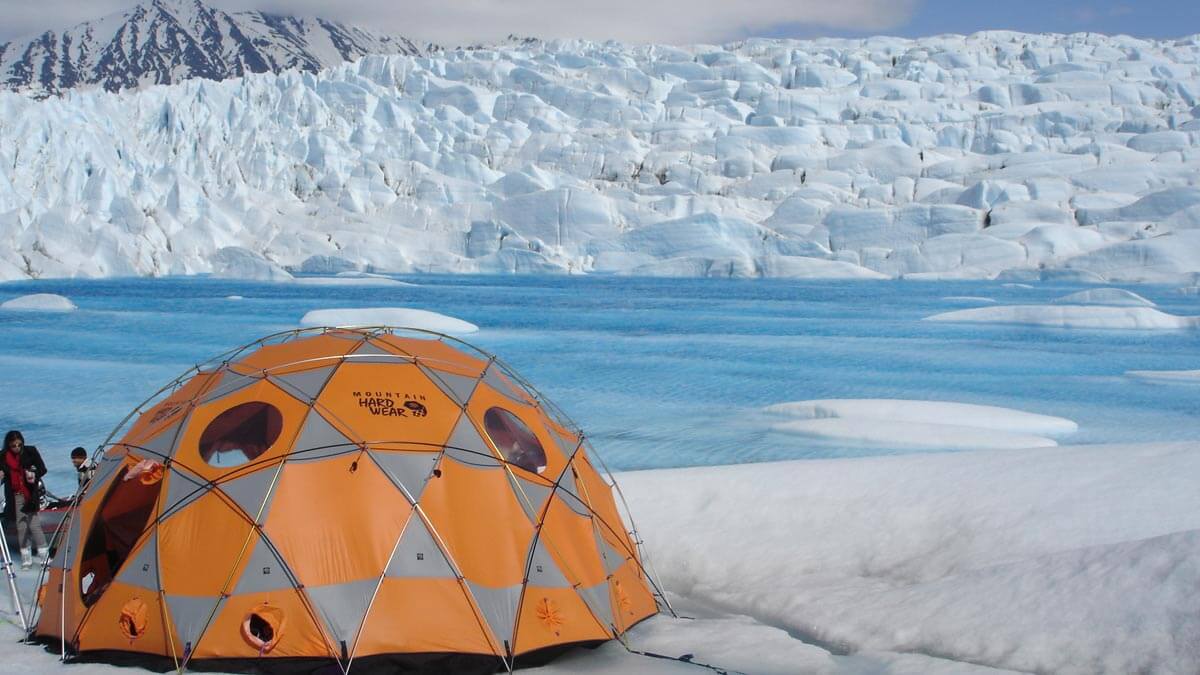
[0,0,420,95]
[1,31,1200,282]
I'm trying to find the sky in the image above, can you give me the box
[0,0,1197,44]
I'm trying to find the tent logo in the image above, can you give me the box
[147,402,184,425]
[352,391,429,418]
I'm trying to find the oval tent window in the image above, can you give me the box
[483,407,547,474]
[199,402,283,468]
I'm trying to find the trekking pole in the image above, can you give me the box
[0,508,29,632]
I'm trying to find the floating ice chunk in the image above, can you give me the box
[770,417,1057,450]
[1052,288,1155,307]
[925,305,1198,329]
[0,293,76,311]
[298,307,478,334]
[210,247,293,281]
[758,255,888,279]
[225,295,244,300]
[941,296,997,303]
[293,275,415,286]
[1125,369,1200,384]
[766,399,1078,436]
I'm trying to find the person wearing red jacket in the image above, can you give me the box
[2,430,48,569]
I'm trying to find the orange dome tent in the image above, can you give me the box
[31,327,664,673]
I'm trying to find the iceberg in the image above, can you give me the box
[1125,369,1200,385]
[298,307,479,334]
[767,399,1079,435]
[1052,288,1155,307]
[0,293,76,311]
[766,398,1076,450]
[925,305,1198,330]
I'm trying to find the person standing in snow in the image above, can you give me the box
[71,446,95,492]
[2,430,48,569]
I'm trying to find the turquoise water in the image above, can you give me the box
[1,275,1198,495]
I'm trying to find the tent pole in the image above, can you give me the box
[0,512,28,633]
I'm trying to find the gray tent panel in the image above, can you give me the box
[524,536,570,588]
[596,535,628,577]
[481,365,529,405]
[550,428,580,458]
[84,454,128,502]
[555,486,593,520]
[140,419,185,460]
[349,341,409,364]
[419,365,478,407]
[49,511,81,570]
[166,594,225,651]
[465,581,523,651]
[384,515,456,579]
[323,329,368,342]
[369,451,439,502]
[200,370,261,404]
[232,536,295,595]
[305,578,380,646]
[509,477,553,523]
[271,366,336,404]
[116,531,158,590]
[576,581,614,631]
[442,417,502,468]
[217,467,280,523]
[161,466,207,520]
[289,410,359,463]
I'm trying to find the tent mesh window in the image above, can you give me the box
[78,467,163,606]
[483,407,548,474]
[199,401,282,467]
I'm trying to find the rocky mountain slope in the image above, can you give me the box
[0,0,419,95]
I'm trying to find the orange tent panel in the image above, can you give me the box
[418,457,535,588]
[354,578,497,657]
[264,455,413,587]
[189,590,332,660]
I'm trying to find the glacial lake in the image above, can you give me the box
[1,275,1198,495]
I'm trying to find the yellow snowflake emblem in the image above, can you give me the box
[536,597,565,635]
[614,580,632,614]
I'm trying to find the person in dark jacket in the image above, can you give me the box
[2,430,48,568]
[71,446,95,492]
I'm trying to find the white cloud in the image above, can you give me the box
[0,0,920,45]
[0,1,134,39]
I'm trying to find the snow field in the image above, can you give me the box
[622,442,1200,674]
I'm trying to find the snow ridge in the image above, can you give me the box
[0,0,420,95]
[2,31,1200,281]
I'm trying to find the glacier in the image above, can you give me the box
[1,31,1200,281]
